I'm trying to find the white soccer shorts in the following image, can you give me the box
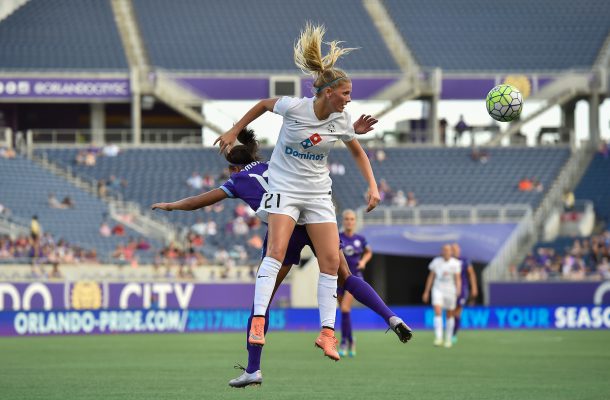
[256,193,337,225]
[431,289,457,310]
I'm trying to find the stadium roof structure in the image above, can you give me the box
[0,0,607,104]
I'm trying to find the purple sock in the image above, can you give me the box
[341,311,353,344]
[454,315,461,336]
[344,276,395,324]
[245,306,270,373]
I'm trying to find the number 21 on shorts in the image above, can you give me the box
[263,193,281,209]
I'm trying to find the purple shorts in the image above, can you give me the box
[262,225,313,266]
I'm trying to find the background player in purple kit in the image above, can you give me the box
[151,128,412,387]
[337,209,372,357]
[451,243,478,344]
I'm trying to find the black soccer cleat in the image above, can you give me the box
[388,316,413,343]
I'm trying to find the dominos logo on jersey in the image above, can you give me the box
[301,133,322,149]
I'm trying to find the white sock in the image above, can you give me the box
[434,316,443,341]
[318,272,338,329]
[445,317,455,343]
[252,257,282,316]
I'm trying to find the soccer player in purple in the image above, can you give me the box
[337,209,371,357]
[451,243,478,344]
[151,128,412,388]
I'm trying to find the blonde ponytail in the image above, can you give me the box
[293,22,356,95]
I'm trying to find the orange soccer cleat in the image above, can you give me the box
[248,316,266,346]
[314,327,340,361]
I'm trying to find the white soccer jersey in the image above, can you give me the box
[268,96,356,199]
[429,256,461,294]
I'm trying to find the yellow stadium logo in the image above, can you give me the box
[503,75,531,99]
[71,281,102,310]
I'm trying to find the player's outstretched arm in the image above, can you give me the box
[455,273,462,299]
[214,98,278,154]
[344,139,380,212]
[151,188,228,211]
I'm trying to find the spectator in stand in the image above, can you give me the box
[532,179,544,193]
[563,190,575,210]
[377,179,394,203]
[406,191,418,207]
[99,221,111,237]
[112,223,125,236]
[61,196,75,209]
[0,202,10,217]
[392,190,407,207]
[439,118,448,145]
[207,220,218,236]
[187,172,204,190]
[48,193,66,209]
[247,233,264,251]
[101,144,120,157]
[233,217,249,236]
[471,147,490,164]
[518,177,533,192]
[191,218,207,236]
[30,215,41,242]
[84,151,96,166]
[234,203,248,218]
[454,115,469,145]
[0,146,16,159]
[598,257,610,279]
[202,174,215,190]
[97,179,107,198]
[375,149,386,163]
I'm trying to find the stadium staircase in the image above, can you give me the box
[362,0,429,114]
[110,0,222,134]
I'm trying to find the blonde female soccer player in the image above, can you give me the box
[215,23,380,361]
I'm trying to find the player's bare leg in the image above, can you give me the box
[307,223,341,361]
[433,305,444,346]
[249,214,295,346]
[444,308,456,348]
[339,291,356,356]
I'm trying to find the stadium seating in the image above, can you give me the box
[37,146,570,222]
[132,0,399,72]
[329,147,570,211]
[383,0,610,71]
[0,0,127,70]
[34,148,266,262]
[574,152,610,224]
[0,156,156,262]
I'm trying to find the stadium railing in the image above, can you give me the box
[356,204,532,227]
[29,129,201,146]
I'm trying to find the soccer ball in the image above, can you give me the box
[486,84,523,122]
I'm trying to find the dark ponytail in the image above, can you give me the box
[225,127,260,165]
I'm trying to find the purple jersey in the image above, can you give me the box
[220,161,269,212]
[339,232,368,277]
[219,161,313,266]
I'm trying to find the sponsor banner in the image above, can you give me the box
[1,305,608,336]
[360,223,516,263]
[0,282,290,311]
[489,281,610,306]
[0,78,130,99]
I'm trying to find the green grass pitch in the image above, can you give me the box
[1,330,609,400]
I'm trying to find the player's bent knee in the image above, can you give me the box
[318,255,340,274]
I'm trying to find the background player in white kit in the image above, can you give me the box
[422,244,461,348]
[215,23,380,361]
